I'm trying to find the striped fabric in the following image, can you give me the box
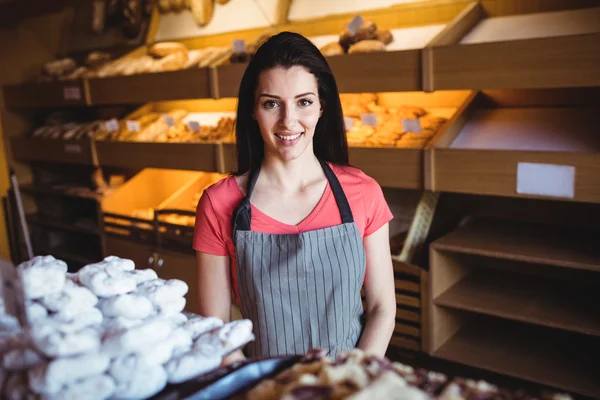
[235,222,366,358]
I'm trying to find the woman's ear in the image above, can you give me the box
[319,99,326,117]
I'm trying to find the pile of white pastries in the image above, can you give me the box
[0,255,254,400]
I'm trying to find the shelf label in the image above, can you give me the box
[63,86,82,101]
[232,39,246,53]
[126,120,141,132]
[104,119,119,132]
[163,115,175,127]
[516,162,575,199]
[402,119,422,133]
[64,144,82,154]
[0,259,28,329]
[187,120,201,132]
[344,117,354,131]
[360,113,378,127]
[347,14,364,36]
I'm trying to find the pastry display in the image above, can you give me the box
[320,18,394,56]
[0,255,255,400]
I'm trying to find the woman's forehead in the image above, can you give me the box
[256,66,318,96]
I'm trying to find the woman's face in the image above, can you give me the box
[254,66,322,162]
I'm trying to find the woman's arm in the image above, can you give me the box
[196,251,246,364]
[357,223,396,357]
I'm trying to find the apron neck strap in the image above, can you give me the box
[318,159,354,224]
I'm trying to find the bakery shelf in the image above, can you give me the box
[435,268,600,337]
[428,91,600,203]
[10,136,95,165]
[27,213,100,236]
[431,218,600,272]
[425,5,600,90]
[433,316,600,398]
[215,63,247,99]
[2,80,88,110]
[87,69,213,105]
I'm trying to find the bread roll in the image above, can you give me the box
[170,0,185,12]
[348,40,386,54]
[158,0,171,12]
[376,29,393,45]
[191,0,214,26]
[156,51,188,71]
[320,42,344,56]
[355,20,378,42]
[217,0,230,4]
[149,41,188,57]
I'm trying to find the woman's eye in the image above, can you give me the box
[298,99,313,107]
[263,100,279,109]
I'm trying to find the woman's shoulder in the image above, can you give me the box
[330,163,380,189]
[202,175,244,208]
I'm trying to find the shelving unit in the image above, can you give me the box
[428,218,600,398]
[2,80,87,110]
[10,136,95,165]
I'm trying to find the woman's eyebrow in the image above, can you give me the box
[258,92,316,99]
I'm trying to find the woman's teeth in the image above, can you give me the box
[275,133,302,141]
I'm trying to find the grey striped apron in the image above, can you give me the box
[232,160,366,358]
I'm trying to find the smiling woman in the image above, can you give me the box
[193,32,396,364]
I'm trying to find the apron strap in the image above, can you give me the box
[318,159,354,224]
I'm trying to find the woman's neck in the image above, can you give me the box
[260,150,323,192]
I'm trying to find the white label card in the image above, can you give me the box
[163,115,175,127]
[187,120,201,132]
[232,39,246,53]
[126,120,141,132]
[63,86,81,101]
[343,117,354,131]
[104,119,119,132]
[402,119,422,133]
[360,113,378,127]
[0,259,28,328]
[64,144,82,154]
[347,15,364,36]
[516,162,575,199]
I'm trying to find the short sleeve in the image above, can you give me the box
[362,177,393,237]
[193,191,228,256]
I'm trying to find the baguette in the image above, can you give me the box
[191,0,214,26]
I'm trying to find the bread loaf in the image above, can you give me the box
[355,20,378,42]
[376,29,394,45]
[150,42,188,57]
[216,0,230,4]
[320,42,344,56]
[156,52,188,71]
[348,40,386,54]
[158,0,171,12]
[191,0,214,26]
[170,0,185,12]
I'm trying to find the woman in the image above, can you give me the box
[194,32,396,363]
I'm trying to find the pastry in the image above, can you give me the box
[110,359,167,400]
[17,256,67,300]
[169,0,185,12]
[376,29,393,45]
[42,374,116,400]
[85,51,112,68]
[40,281,98,321]
[320,42,344,57]
[30,325,101,358]
[26,302,48,322]
[164,348,222,384]
[126,268,158,285]
[149,42,188,58]
[191,0,214,26]
[158,0,171,12]
[157,296,186,315]
[193,320,254,356]
[216,0,230,4]
[46,307,104,333]
[97,294,153,320]
[183,316,223,340]
[134,279,189,307]
[348,40,386,54]
[156,51,188,71]
[101,316,173,356]
[77,260,137,298]
[355,20,378,42]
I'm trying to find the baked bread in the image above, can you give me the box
[376,29,393,45]
[158,0,171,12]
[217,0,230,4]
[150,41,188,57]
[348,40,386,54]
[320,42,344,56]
[156,51,188,71]
[170,0,185,12]
[355,20,378,42]
[191,0,214,26]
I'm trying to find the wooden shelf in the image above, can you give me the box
[2,80,87,109]
[27,214,100,236]
[431,219,600,272]
[349,147,423,189]
[427,6,600,90]
[87,69,212,105]
[215,63,247,99]
[435,268,600,337]
[20,184,103,202]
[433,318,600,398]
[10,137,94,165]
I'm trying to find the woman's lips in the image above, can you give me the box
[274,132,303,146]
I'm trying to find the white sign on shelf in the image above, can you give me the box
[64,144,82,154]
[232,39,247,53]
[63,86,82,101]
[516,162,575,199]
[104,119,119,132]
[360,113,378,127]
[402,119,422,133]
[347,14,364,36]
[0,259,28,329]
[126,120,141,132]
[344,117,354,131]
[187,120,201,132]
[163,115,175,127]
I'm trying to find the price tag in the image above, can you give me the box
[347,14,364,36]
[126,120,141,132]
[187,120,201,132]
[402,119,422,133]
[360,113,378,127]
[163,115,175,127]
[0,259,28,329]
[516,163,575,199]
[232,39,246,53]
[104,119,119,132]
[63,86,82,101]
[343,117,354,131]
[64,144,82,154]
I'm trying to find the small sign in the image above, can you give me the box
[187,120,201,132]
[347,14,364,36]
[63,86,81,101]
[0,259,28,329]
[232,39,246,53]
[516,162,575,199]
[104,119,119,132]
[126,120,141,132]
[402,119,422,133]
[163,115,175,127]
[64,144,82,154]
[360,113,378,127]
[343,117,354,131]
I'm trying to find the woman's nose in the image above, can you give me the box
[281,105,297,128]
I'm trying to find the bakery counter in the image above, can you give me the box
[427,89,600,204]
[2,79,88,109]
[425,4,600,90]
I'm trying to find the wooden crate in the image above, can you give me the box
[10,136,94,165]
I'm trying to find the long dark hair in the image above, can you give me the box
[234,31,349,175]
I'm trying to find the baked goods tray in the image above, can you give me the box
[151,356,301,400]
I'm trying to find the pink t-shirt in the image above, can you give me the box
[193,164,393,303]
